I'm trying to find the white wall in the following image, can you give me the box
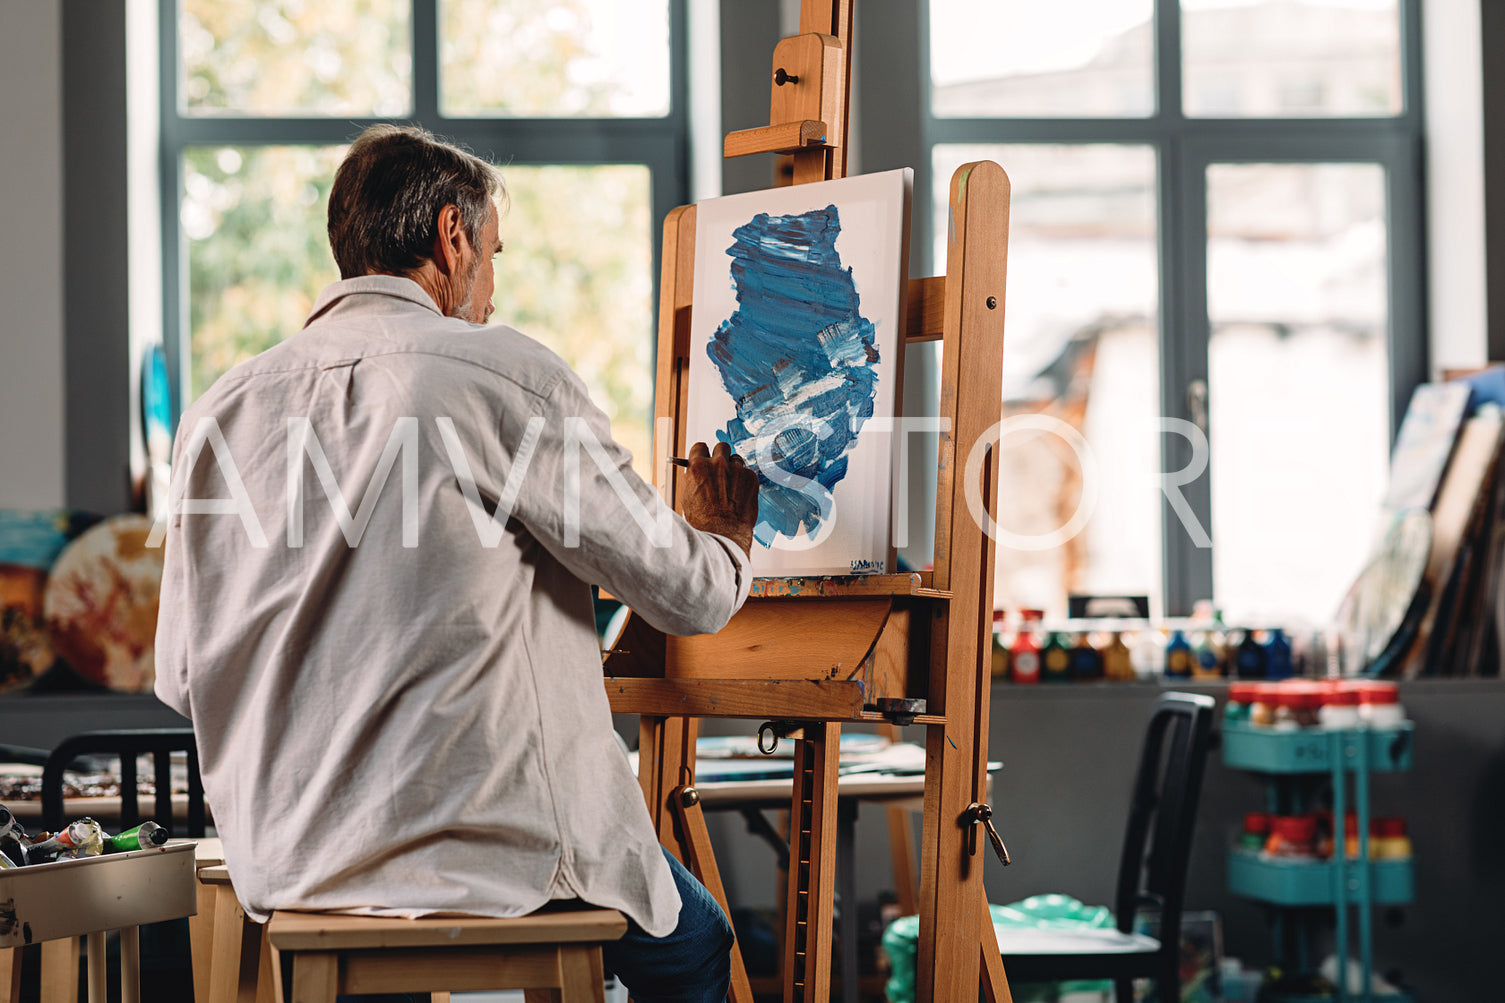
[0,0,65,509]
[1424,0,1489,374]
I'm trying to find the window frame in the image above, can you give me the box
[157,0,689,425]
[912,0,1426,615]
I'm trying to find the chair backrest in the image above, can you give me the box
[1112,692,1216,940]
[42,728,206,837]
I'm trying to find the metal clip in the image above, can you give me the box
[756,721,806,754]
[962,802,1012,866]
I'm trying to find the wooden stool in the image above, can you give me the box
[193,863,272,1003]
[265,908,628,1003]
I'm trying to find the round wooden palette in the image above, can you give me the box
[43,514,163,693]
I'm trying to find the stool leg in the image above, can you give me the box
[39,938,79,1003]
[0,947,20,1003]
[255,927,277,1003]
[556,945,604,1003]
[192,876,218,1003]
[121,927,141,1003]
[86,933,107,1003]
[210,885,261,1003]
[289,954,337,1003]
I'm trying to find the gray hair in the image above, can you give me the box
[327,124,506,280]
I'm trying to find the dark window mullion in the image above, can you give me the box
[412,0,439,121]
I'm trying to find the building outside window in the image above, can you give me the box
[923,0,1423,625]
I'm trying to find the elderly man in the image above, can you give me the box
[155,124,759,1002]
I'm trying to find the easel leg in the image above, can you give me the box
[670,787,754,1003]
[979,899,1013,1003]
[784,722,839,1003]
[836,799,858,1003]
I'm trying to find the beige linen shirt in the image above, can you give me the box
[154,275,751,934]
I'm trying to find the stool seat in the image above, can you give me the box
[265,907,628,1003]
[268,909,628,949]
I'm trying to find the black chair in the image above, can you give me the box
[993,691,1217,1003]
[41,728,207,837]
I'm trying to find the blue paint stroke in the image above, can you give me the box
[706,205,880,546]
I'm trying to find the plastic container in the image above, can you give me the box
[1355,681,1406,727]
[1264,815,1320,859]
[1318,681,1362,729]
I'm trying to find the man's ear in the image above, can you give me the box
[431,204,467,276]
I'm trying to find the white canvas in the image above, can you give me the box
[686,168,913,577]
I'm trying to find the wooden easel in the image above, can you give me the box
[604,3,1013,1000]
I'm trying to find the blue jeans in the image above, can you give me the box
[336,849,732,1003]
[602,848,734,1003]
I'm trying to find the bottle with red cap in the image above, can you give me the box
[1371,817,1413,859]
[1264,815,1320,858]
[1318,680,1363,729]
[1272,682,1323,730]
[1239,812,1270,852]
[1355,680,1406,727]
[1009,610,1043,685]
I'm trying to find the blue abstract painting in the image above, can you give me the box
[706,205,880,546]
[688,169,912,576]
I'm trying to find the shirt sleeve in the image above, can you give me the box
[153,418,192,721]
[509,371,752,636]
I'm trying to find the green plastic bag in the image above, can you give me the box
[881,894,1117,1003]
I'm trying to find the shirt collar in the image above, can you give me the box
[303,275,444,328]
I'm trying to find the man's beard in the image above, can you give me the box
[448,254,483,323]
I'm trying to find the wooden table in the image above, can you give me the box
[0,843,198,1003]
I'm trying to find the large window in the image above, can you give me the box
[919,0,1423,622]
[161,0,686,476]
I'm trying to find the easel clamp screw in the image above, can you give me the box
[774,67,800,85]
[962,802,1012,866]
[986,296,997,310]
[679,787,701,807]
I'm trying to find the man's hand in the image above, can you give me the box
[681,441,759,558]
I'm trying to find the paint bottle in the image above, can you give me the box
[1193,606,1227,678]
[1264,628,1293,679]
[1009,611,1042,684]
[104,821,169,853]
[1042,631,1072,683]
[1234,629,1269,679]
[1069,631,1103,681]
[1102,629,1135,682]
[990,611,1010,680]
[1164,629,1194,678]
[1130,624,1166,680]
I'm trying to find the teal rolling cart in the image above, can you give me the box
[1222,721,1416,1003]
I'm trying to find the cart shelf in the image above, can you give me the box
[1227,851,1414,907]
[1222,721,1414,774]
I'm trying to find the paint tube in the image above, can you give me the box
[104,821,169,853]
[0,805,28,867]
[24,817,105,862]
